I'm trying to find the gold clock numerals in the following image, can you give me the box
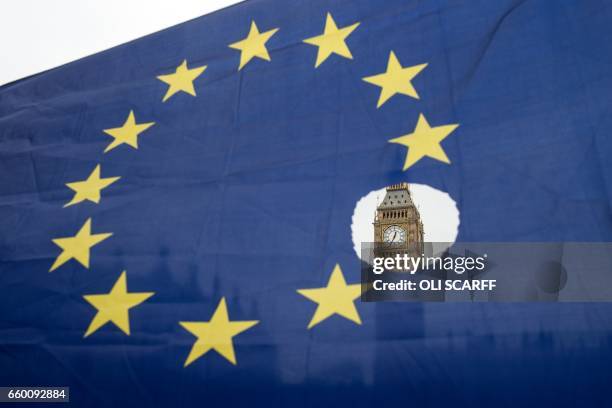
[383,225,406,243]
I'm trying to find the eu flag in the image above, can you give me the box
[2,0,612,406]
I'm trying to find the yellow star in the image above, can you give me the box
[83,271,154,337]
[49,218,112,272]
[157,59,207,102]
[64,165,120,208]
[229,21,279,70]
[363,51,428,107]
[297,264,361,329]
[389,113,459,171]
[303,13,360,68]
[180,298,258,366]
[103,110,155,153]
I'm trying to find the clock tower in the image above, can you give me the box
[373,183,424,259]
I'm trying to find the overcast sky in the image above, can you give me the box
[352,185,459,259]
[0,0,241,85]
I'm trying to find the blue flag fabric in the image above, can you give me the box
[2,0,612,406]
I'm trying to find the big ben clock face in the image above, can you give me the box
[383,225,406,243]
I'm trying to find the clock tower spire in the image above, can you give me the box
[373,183,424,259]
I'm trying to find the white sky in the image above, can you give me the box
[0,0,242,86]
[351,184,459,259]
